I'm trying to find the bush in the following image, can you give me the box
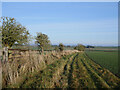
[59,43,64,52]
[54,47,60,52]
[74,44,85,51]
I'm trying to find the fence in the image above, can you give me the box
[8,49,54,61]
[2,48,78,62]
[0,49,2,89]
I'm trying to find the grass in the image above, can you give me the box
[85,46,118,51]
[2,50,120,88]
[15,52,120,88]
[2,50,78,88]
[85,51,118,74]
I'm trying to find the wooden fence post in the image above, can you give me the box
[3,47,8,62]
[0,52,1,86]
[0,48,2,89]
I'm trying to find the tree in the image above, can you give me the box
[86,45,95,48]
[1,17,30,48]
[74,46,77,50]
[74,44,85,51]
[1,17,30,61]
[35,32,51,53]
[54,46,60,52]
[67,45,71,47]
[59,43,64,52]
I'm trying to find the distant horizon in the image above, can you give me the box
[2,2,118,46]
[30,43,118,47]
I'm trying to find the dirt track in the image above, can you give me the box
[19,52,120,88]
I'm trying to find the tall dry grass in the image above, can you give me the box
[0,49,2,89]
[2,50,78,88]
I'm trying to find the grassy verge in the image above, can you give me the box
[3,51,120,88]
[85,51,118,74]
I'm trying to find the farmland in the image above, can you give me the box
[3,50,120,88]
[1,2,119,89]
[85,46,118,51]
[85,50,118,75]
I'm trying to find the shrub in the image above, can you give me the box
[59,43,64,52]
[74,44,85,51]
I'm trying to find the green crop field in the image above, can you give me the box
[85,47,118,51]
[85,51,118,75]
[6,52,120,88]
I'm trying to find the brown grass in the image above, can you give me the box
[2,50,78,88]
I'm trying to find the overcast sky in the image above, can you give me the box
[2,2,118,46]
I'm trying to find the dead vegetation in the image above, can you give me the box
[18,52,120,88]
[2,50,78,88]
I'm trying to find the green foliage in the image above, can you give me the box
[74,44,85,51]
[86,45,95,48]
[54,46,60,52]
[59,43,64,51]
[1,17,30,48]
[35,32,51,53]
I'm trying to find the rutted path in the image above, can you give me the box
[19,52,120,88]
[20,53,77,88]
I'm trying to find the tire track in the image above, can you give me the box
[84,54,120,88]
[20,52,120,88]
[81,58,110,88]
[52,54,75,88]
[56,53,78,88]
[67,53,78,88]
[74,53,96,88]
[21,53,76,88]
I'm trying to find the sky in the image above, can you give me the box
[2,2,118,46]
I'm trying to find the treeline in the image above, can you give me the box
[0,17,95,54]
[0,17,51,54]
